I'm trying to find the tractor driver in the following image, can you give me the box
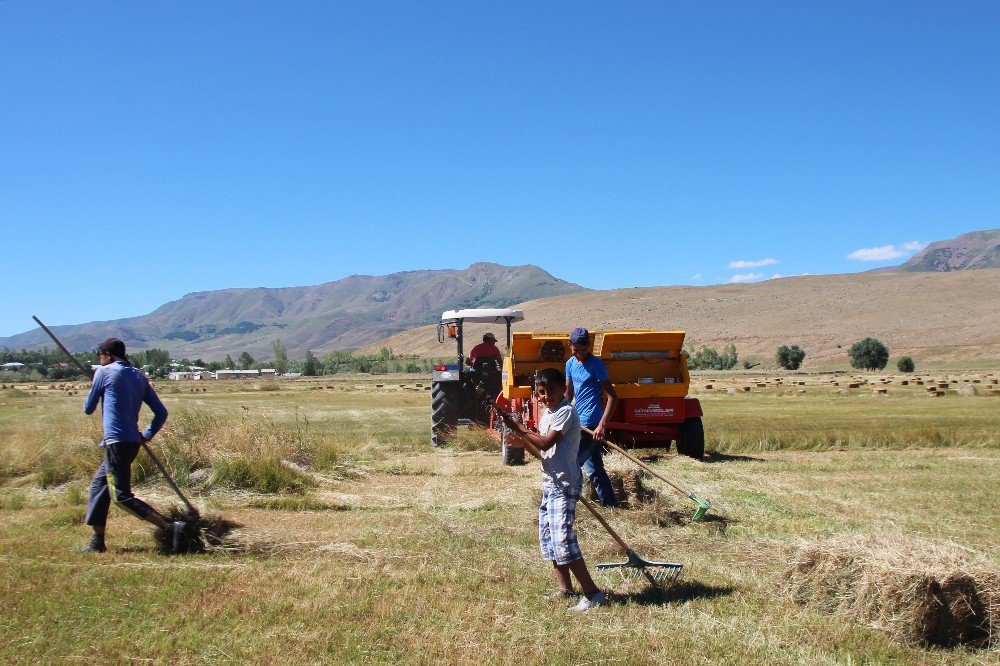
[466,332,502,368]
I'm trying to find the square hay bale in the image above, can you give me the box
[784,533,999,650]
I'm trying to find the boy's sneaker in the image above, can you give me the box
[572,590,607,612]
[171,521,188,553]
[76,534,106,553]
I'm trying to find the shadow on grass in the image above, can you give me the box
[611,580,736,606]
[703,450,765,463]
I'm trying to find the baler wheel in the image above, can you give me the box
[677,417,705,460]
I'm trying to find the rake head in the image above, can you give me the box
[596,549,683,588]
[690,493,711,521]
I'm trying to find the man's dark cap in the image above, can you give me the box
[484,332,497,342]
[98,338,127,359]
[569,328,590,344]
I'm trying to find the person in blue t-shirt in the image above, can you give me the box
[564,328,619,508]
[79,338,186,554]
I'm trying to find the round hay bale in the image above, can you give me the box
[959,384,978,397]
[784,533,999,649]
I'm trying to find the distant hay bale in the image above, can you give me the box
[784,533,999,650]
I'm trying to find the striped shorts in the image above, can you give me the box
[538,482,583,565]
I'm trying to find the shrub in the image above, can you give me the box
[849,337,889,371]
[897,356,915,372]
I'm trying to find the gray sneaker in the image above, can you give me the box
[572,590,607,612]
[76,534,106,553]
[171,521,188,553]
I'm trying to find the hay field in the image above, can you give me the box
[1,373,998,664]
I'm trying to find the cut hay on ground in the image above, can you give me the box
[784,533,999,650]
[152,506,243,555]
[601,453,654,508]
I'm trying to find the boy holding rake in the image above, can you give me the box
[496,367,606,611]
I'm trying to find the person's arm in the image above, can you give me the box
[141,383,169,441]
[593,380,618,441]
[83,368,104,415]
[564,361,575,403]
[498,410,562,451]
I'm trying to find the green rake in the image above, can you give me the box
[489,402,683,588]
[583,426,711,521]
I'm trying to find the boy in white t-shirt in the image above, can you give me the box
[498,367,606,611]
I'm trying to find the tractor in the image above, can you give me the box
[491,329,705,465]
[430,308,525,446]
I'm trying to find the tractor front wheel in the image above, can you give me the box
[501,421,526,466]
[677,417,705,460]
[431,381,459,446]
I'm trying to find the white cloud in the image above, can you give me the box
[727,272,764,283]
[847,240,930,262]
[766,273,785,280]
[846,245,907,261]
[691,273,703,280]
[728,258,778,269]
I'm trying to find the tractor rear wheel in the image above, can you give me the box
[677,417,705,460]
[431,381,459,446]
[501,419,526,466]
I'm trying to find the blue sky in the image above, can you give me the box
[2,2,998,338]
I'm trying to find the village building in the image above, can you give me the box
[216,369,261,380]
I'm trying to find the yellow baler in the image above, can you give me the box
[495,330,704,463]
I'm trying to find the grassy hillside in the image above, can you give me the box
[369,269,1000,367]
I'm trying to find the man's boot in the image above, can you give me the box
[77,533,106,553]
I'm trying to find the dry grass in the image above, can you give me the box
[785,532,999,650]
[1,375,999,663]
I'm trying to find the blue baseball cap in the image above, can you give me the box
[569,328,590,344]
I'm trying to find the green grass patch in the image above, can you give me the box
[211,457,314,494]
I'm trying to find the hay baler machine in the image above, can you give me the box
[430,308,525,446]
[492,330,705,465]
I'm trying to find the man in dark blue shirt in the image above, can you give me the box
[565,328,620,507]
[80,338,185,553]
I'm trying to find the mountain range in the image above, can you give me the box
[884,229,999,272]
[3,229,997,364]
[4,263,585,359]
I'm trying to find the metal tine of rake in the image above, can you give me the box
[595,549,683,588]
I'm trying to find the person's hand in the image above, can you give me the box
[593,424,606,441]
[139,433,149,443]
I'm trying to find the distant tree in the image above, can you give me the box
[139,348,171,371]
[849,337,889,371]
[302,350,320,376]
[238,351,255,370]
[404,361,421,373]
[224,354,236,370]
[206,360,224,372]
[689,345,739,370]
[897,356,915,373]
[271,339,289,375]
[776,345,806,370]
